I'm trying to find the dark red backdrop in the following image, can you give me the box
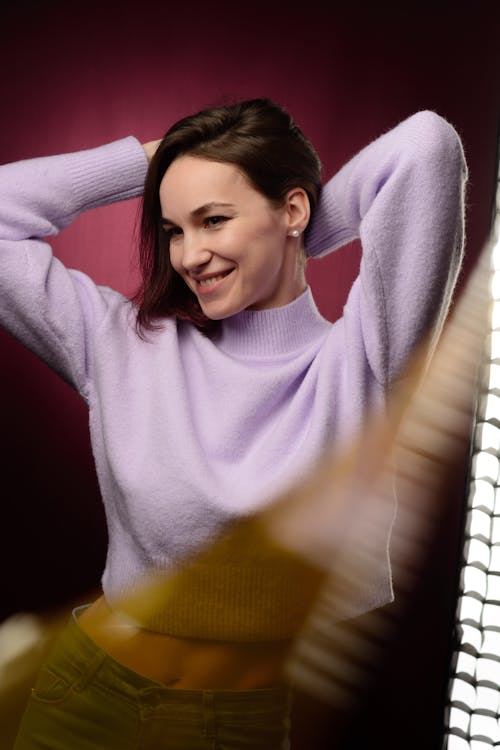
[1,2,499,748]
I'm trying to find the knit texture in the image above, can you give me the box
[0,112,467,639]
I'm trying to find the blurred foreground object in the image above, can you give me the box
[273,236,492,708]
[0,605,82,749]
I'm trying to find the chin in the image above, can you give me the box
[202,309,238,321]
[200,301,245,321]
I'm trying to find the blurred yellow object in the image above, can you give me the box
[0,605,82,750]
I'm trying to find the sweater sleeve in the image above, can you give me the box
[0,136,148,398]
[306,110,467,385]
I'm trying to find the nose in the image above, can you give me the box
[180,231,212,272]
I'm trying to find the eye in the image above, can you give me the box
[163,225,183,240]
[204,216,228,228]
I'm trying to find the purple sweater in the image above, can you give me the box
[0,111,466,639]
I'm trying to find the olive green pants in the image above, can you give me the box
[13,607,292,750]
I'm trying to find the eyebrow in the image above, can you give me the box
[161,202,236,226]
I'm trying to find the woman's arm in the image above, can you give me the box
[306,110,467,385]
[0,137,148,397]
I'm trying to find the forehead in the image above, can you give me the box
[159,156,252,212]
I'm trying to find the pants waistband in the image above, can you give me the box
[49,606,293,711]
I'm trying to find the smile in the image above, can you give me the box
[199,273,229,287]
[194,269,234,293]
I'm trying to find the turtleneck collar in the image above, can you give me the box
[213,287,332,359]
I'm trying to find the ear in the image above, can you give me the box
[284,187,310,236]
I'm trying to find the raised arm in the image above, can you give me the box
[0,137,148,397]
[306,110,467,385]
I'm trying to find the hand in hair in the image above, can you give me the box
[142,140,162,163]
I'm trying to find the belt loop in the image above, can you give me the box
[202,691,216,740]
[73,649,107,693]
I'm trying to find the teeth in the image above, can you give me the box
[198,274,227,287]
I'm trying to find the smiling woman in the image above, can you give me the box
[3,98,467,749]
[135,99,321,331]
[160,156,310,319]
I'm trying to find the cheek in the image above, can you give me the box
[168,242,183,274]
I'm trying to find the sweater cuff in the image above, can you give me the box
[305,185,356,259]
[63,136,148,214]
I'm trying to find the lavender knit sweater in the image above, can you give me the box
[0,111,466,639]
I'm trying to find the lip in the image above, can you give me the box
[192,269,235,295]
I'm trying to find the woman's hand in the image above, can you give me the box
[142,140,162,163]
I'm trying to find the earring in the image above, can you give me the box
[290,229,300,237]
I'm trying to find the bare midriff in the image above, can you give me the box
[77,596,292,689]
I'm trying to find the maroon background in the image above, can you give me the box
[0,1,499,747]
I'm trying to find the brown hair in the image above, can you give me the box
[134,98,322,335]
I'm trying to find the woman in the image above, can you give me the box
[3,99,466,749]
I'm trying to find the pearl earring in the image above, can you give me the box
[290,229,300,237]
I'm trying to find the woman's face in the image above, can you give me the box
[159,155,308,320]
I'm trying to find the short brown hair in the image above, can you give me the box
[134,98,322,335]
